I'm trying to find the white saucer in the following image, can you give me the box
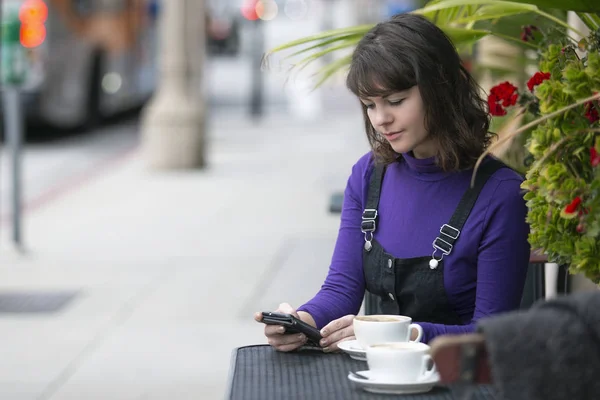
[347,370,440,395]
[337,339,366,361]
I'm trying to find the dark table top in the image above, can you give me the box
[227,345,498,400]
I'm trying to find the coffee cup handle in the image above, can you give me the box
[408,323,423,342]
[419,354,437,381]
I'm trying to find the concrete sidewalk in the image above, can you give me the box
[0,111,370,400]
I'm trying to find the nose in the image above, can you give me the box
[371,107,394,131]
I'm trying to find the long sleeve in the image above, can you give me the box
[297,154,372,329]
[417,177,531,343]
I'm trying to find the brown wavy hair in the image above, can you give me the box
[346,13,494,171]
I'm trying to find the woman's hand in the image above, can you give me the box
[254,303,308,352]
[319,314,356,352]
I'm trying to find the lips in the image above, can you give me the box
[382,130,404,141]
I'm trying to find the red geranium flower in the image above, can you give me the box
[565,197,582,214]
[491,82,519,106]
[585,102,599,124]
[562,198,591,221]
[591,147,600,167]
[526,72,551,91]
[487,95,506,116]
[520,25,539,42]
[488,82,518,116]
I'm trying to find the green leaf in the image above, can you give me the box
[441,26,491,46]
[294,41,357,72]
[574,146,587,155]
[312,55,353,88]
[268,25,373,54]
[576,12,600,30]
[419,0,480,26]
[418,0,537,15]
[508,0,600,13]
[418,0,583,36]
[452,3,531,23]
[285,34,363,60]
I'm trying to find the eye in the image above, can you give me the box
[363,103,375,110]
[388,98,405,106]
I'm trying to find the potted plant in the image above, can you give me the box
[484,28,600,282]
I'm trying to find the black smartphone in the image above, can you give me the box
[261,311,323,346]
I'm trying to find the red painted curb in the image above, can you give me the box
[0,144,139,226]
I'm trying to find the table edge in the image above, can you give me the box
[225,344,271,400]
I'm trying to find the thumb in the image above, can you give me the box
[277,303,298,317]
[253,312,263,322]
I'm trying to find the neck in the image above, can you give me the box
[411,141,438,159]
[412,149,436,159]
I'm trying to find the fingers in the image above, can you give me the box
[320,314,354,337]
[265,324,285,337]
[269,332,306,347]
[275,341,306,352]
[276,303,299,318]
[326,335,356,352]
[256,303,298,323]
[320,314,355,352]
[257,304,305,352]
[268,333,307,352]
[320,326,355,352]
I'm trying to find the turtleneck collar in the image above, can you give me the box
[401,151,441,172]
[398,151,455,180]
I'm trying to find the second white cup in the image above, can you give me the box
[366,342,436,383]
[353,315,423,349]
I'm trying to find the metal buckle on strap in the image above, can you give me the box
[361,220,376,233]
[362,209,378,220]
[433,237,453,256]
[440,224,460,240]
[362,209,378,250]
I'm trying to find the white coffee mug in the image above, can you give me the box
[353,315,423,349]
[366,342,437,383]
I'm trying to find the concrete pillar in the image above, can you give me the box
[283,3,323,121]
[544,263,559,300]
[568,11,590,52]
[140,0,206,169]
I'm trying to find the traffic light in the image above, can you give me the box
[2,9,25,85]
[241,0,259,21]
[241,0,279,21]
[19,0,48,48]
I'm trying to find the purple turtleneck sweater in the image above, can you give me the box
[298,152,531,344]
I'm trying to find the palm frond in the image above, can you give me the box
[312,55,353,89]
[267,25,373,55]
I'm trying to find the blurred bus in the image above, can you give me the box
[1,0,158,129]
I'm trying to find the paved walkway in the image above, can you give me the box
[0,110,370,399]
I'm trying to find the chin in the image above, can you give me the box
[390,144,412,154]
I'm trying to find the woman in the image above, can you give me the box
[255,13,530,352]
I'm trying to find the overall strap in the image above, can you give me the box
[432,158,508,259]
[365,163,386,212]
[362,162,386,251]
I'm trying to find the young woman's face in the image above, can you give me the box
[361,86,437,159]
